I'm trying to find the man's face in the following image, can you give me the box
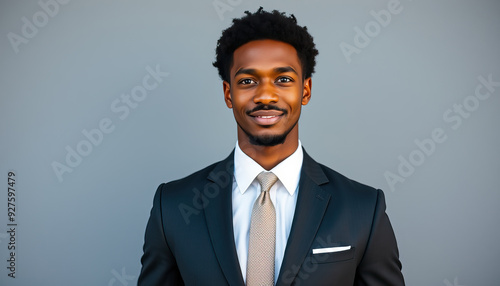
[223,39,311,146]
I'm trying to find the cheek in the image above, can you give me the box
[232,104,247,119]
[287,94,304,109]
[231,95,251,111]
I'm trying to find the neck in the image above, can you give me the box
[237,128,299,170]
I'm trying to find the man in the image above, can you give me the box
[138,8,405,286]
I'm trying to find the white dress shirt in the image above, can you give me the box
[232,141,303,284]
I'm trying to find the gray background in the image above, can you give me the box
[1,0,499,285]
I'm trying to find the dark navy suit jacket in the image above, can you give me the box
[138,149,405,285]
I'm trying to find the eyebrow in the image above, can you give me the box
[234,66,299,78]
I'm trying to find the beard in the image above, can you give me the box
[237,118,298,147]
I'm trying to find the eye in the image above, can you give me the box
[276,77,293,83]
[238,78,256,85]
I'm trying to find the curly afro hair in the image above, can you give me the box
[213,7,319,83]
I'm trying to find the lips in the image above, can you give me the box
[248,110,284,125]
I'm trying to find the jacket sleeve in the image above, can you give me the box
[137,184,185,286]
[354,189,405,286]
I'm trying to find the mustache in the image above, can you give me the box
[246,105,288,115]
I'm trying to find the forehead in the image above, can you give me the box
[230,39,302,76]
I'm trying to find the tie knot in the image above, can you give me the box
[256,171,278,193]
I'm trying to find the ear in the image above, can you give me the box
[223,81,232,108]
[301,77,312,105]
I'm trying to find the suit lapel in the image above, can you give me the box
[277,150,331,286]
[203,151,245,286]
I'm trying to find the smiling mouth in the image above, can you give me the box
[250,113,283,126]
[247,106,287,125]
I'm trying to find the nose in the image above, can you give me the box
[254,80,279,105]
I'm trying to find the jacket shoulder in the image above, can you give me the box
[166,161,219,188]
[157,152,234,199]
[320,162,377,191]
[310,158,382,206]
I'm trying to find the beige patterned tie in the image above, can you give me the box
[246,171,279,286]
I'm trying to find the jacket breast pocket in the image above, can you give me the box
[309,247,355,264]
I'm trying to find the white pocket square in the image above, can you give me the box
[312,246,351,254]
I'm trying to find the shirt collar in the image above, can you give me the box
[234,140,303,196]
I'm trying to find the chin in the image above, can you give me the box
[248,133,288,146]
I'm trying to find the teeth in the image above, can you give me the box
[259,116,276,118]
